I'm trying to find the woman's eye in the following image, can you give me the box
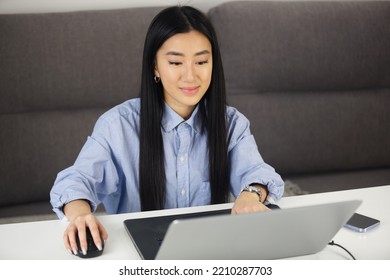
[196,60,209,65]
[168,61,182,66]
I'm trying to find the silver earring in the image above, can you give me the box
[154,76,160,83]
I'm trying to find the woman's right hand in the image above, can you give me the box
[63,200,108,256]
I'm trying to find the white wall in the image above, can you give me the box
[0,0,384,14]
[0,0,253,14]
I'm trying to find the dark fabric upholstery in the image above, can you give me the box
[0,108,105,206]
[1,2,389,220]
[0,7,164,218]
[209,1,390,186]
[0,7,164,113]
[288,168,390,194]
[228,90,390,175]
[209,1,390,92]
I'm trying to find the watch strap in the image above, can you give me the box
[240,185,263,202]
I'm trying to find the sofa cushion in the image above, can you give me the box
[210,1,390,178]
[0,108,106,207]
[0,7,164,211]
[0,7,164,113]
[229,89,390,175]
[209,1,390,93]
[286,168,390,194]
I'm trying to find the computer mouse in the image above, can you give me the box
[75,227,104,258]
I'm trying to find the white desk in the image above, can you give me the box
[0,185,389,260]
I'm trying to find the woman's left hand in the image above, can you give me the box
[231,191,271,214]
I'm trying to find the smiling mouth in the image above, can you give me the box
[180,86,200,95]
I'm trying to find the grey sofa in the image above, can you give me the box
[1,1,389,222]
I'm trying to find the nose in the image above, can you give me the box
[182,64,195,82]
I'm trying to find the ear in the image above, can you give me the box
[154,67,160,78]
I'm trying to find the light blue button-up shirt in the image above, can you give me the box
[50,98,284,219]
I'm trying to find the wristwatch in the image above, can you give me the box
[240,185,263,202]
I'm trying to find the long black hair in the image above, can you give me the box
[139,6,230,211]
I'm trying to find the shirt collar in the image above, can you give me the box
[161,102,202,134]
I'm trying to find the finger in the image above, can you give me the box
[231,207,237,215]
[71,216,88,255]
[75,225,87,256]
[84,215,107,251]
[63,229,74,255]
[65,225,80,256]
[87,224,104,251]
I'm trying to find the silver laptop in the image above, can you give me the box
[124,200,361,260]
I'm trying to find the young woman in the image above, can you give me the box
[50,6,284,256]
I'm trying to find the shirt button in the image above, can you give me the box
[181,189,186,196]
[180,156,185,162]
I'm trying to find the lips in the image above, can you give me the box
[180,86,200,95]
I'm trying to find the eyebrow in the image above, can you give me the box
[165,50,210,57]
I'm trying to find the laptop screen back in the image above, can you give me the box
[124,200,361,260]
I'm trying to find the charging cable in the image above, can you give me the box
[328,240,356,260]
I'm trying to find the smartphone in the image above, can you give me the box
[344,213,380,233]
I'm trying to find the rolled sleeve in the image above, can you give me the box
[227,107,284,201]
[50,133,120,219]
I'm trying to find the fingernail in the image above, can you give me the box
[68,248,73,255]
[82,247,87,255]
[97,243,102,251]
[72,248,78,255]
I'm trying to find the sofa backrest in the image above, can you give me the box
[0,7,164,207]
[209,1,390,176]
[1,1,390,209]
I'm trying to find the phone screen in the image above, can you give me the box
[344,213,380,233]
